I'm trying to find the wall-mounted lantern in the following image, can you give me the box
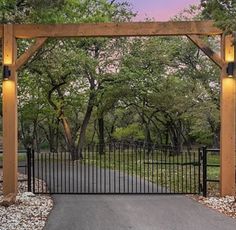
[3,65,11,80]
[226,62,234,78]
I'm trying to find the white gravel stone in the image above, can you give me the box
[21,192,36,197]
[0,174,53,230]
[192,195,236,219]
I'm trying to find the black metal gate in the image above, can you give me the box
[27,143,203,195]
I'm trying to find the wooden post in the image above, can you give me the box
[220,35,236,196]
[2,25,18,199]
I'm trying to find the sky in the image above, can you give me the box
[122,0,201,21]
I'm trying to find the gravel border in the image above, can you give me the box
[0,173,53,230]
[191,195,236,219]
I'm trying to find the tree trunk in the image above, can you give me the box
[98,116,105,155]
[48,120,57,153]
[33,120,41,153]
[145,123,152,154]
[170,128,183,155]
[140,112,152,155]
[60,116,78,159]
[47,74,79,160]
[77,92,96,159]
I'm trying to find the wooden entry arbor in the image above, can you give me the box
[0,21,235,200]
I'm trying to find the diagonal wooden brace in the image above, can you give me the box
[15,37,47,71]
[187,35,225,68]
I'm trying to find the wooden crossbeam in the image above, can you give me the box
[15,37,47,70]
[12,21,222,39]
[187,35,225,68]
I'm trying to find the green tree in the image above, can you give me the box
[0,0,135,159]
[201,0,236,32]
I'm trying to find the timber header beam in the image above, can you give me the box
[5,21,222,39]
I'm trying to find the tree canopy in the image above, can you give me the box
[201,0,236,33]
[0,1,222,157]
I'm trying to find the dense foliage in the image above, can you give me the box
[0,0,221,158]
[201,0,236,32]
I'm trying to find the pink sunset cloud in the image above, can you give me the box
[123,0,201,21]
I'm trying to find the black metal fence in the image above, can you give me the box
[0,149,29,188]
[0,145,221,196]
[27,142,202,195]
[200,147,220,197]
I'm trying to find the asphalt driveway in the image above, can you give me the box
[44,195,236,230]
